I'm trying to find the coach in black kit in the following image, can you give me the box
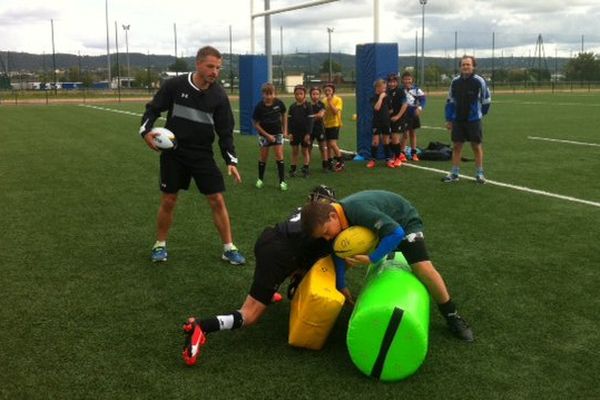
[139,46,245,265]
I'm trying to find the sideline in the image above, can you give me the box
[79,103,600,209]
[528,136,600,147]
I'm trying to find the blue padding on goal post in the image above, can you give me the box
[355,43,399,159]
[239,55,268,135]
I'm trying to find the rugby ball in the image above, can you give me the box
[333,226,378,258]
[150,127,176,150]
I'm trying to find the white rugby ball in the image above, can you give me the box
[150,127,177,150]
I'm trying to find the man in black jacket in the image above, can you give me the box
[139,46,245,265]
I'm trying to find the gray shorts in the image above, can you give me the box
[451,120,483,144]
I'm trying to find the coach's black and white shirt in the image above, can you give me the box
[140,73,238,165]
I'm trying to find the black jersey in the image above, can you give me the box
[310,100,326,134]
[252,99,287,135]
[370,94,392,129]
[287,101,313,135]
[387,87,405,114]
[140,73,237,165]
[274,208,332,269]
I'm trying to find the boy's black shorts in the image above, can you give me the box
[250,227,299,305]
[395,232,430,264]
[400,115,421,132]
[289,132,310,147]
[372,126,391,136]
[159,152,225,195]
[451,120,483,143]
[324,127,340,141]
[310,126,326,143]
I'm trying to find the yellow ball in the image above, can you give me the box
[333,226,378,258]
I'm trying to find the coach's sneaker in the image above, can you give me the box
[151,245,168,262]
[446,314,474,342]
[475,173,486,184]
[222,247,246,265]
[441,173,459,183]
[279,181,288,191]
[182,318,206,366]
[255,179,264,189]
[366,160,376,169]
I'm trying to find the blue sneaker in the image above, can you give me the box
[151,246,168,262]
[222,248,246,265]
[475,174,486,184]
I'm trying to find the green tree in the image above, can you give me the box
[320,60,341,74]
[169,58,189,73]
[424,63,445,85]
[564,52,600,81]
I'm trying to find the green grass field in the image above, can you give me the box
[1,92,599,399]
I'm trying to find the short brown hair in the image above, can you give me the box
[196,46,222,62]
[301,202,335,237]
[460,55,477,67]
[293,85,306,94]
[373,79,386,89]
[261,82,276,94]
[401,71,413,79]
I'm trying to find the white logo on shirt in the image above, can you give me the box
[181,93,189,99]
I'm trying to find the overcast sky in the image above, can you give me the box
[2,0,600,58]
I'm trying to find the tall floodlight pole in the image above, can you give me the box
[419,0,427,87]
[374,0,379,42]
[122,24,131,87]
[115,21,121,99]
[174,23,178,76]
[105,0,111,84]
[50,19,57,93]
[327,27,334,82]
[264,0,272,82]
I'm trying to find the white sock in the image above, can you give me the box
[154,240,166,248]
[223,243,236,251]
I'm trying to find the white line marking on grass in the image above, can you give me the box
[80,104,600,208]
[399,163,600,208]
[494,100,600,107]
[528,136,600,147]
[79,104,241,133]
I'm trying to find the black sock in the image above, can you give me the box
[258,161,266,180]
[384,144,391,159]
[276,160,285,183]
[290,164,297,172]
[199,310,244,334]
[322,160,329,169]
[438,299,458,319]
[371,145,378,159]
[393,144,401,157]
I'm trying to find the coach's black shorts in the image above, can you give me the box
[324,127,340,141]
[395,232,430,265]
[451,120,483,144]
[250,227,299,305]
[159,151,225,195]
